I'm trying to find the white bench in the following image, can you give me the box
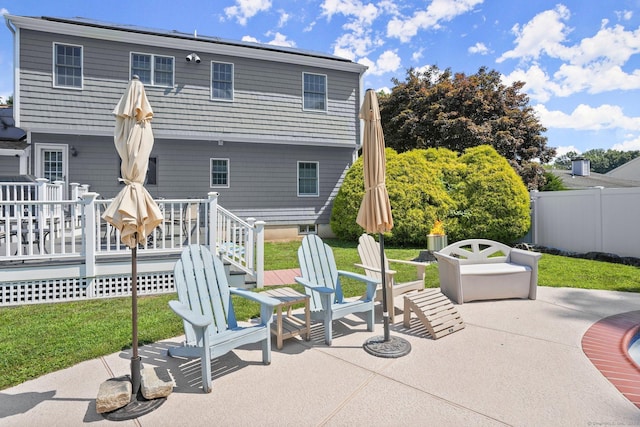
[433,239,542,304]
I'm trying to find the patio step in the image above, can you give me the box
[222,259,253,289]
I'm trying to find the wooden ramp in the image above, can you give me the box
[403,289,465,339]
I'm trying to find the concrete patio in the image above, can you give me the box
[1,286,640,426]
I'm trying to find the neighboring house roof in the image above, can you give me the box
[0,175,34,182]
[550,168,640,189]
[606,156,640,181]
[0,107,27,148]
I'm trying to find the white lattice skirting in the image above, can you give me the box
[0,272,176,306]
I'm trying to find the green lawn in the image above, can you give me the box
[0,239,638,390]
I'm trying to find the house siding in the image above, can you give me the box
[0,156,20,175]
[33,132,351,224]
[10,16,364,232]
[18,29,361,146]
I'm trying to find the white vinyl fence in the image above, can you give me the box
[530,188,640,258]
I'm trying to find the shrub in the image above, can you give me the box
[449,145,531,242]
[331,145,530,246]
[540,171,566,191]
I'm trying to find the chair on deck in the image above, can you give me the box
[161,202,199,243]
[355,234,427,323]
[1,219,51,255]
[168,245,279,393]
[295,235,379,345]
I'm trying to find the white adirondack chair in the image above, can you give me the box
[295,235,379,345]
[355,234,427,323]
[168,245,279,393]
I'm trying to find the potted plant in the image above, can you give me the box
[427,219,448,252]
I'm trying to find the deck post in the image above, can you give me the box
[254,220,265,288]
[208,192,218,254]
[81,192,99,297]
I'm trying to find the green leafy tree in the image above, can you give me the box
[581,148,640,174]
[331,145,530,245]
[553,149,640,173]
[553,151,578,169]
[379,66,555,190]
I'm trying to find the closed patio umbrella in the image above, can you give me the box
[102,76,164,418]
[358,89,411,358]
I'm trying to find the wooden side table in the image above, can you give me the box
[261,287,311,349]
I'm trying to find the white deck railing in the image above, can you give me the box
[0,188,264,287]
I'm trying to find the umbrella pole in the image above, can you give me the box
[379,233,390,342]
[131,235,141,396]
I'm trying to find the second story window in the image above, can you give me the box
[303,73,327,111]
[210,158,230,187]
[211,62,234,101]
[53,43,82,89]
[131,53,174,87]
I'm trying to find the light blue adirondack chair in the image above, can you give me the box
[168,245,279,393]
[295,235,380,345]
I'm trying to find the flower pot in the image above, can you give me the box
[427,234,448,252]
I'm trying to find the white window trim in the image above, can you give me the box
[298,224,317,235]
[210,158,230,188]
[130,51,175,87]
[302,72,327,113]
[210,61,235,102]
[297,161,319,197]
[52,42,83,90]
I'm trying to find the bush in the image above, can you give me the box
[540,171,566,191]
[331,145,530,246]
[448,145,531,242]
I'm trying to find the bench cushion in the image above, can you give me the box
[460,263,530,276]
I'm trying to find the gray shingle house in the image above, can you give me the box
[4,15,367,240]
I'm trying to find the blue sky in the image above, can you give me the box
[1,0,640,158]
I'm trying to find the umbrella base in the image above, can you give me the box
[363,335,411,358]
[102,391,166,421]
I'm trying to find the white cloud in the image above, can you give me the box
[359,50,401,76]
[332,32,376,58]
[554,145,581,157]
[224,0,272,26]
[241,32,296,48]
[497,4,572,63]
[612,135,640,151]
[387,0,483,43]
[499,8,640,98]
[1,8,8,15]
[266,32,296,47]
[321,0,379,25]
[533,104,640,131]
[468,42,489,55]
[277,10,290,28]
[615,10,633,21]
[501,65,559,102]
[412,49,424,62]
[566,23,640,67]
[322,1,383,60]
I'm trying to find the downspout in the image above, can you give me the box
[5,15,29,175]
[354,64,368,164]
[4,15,19,124]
